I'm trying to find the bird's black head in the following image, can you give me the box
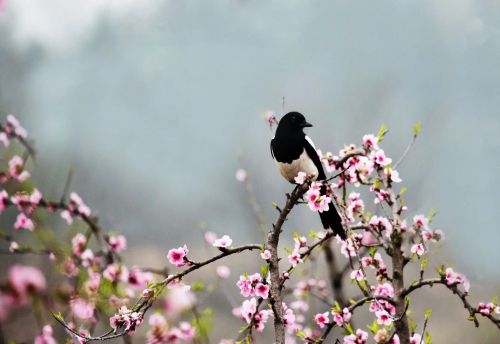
[276,112,312,136]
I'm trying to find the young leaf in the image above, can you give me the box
[377,124,389,142]
[425,308,432,320]
[413,121,421,136]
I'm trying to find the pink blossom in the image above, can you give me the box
[163,285,194,316]
[235,169,247,182]
[374,328,389,343]
[260,249,271,260]
[350,269,364,281]
[8,155,30,182]
[236,275,253,297]
[72,233,87,257]
[413,215,429,230]
[411,243,426,257]
[370,149,392,167]
[314,312,330,328]
[254,283,269,299]
[108,234,127,253]
[14,213,35,231]
[204,231,217,244]
[306,185,331,213]
[477,302,498,316]
[409,333,422,344]
[8,242,20,255]
[288,251,303,267]
[0,190,8,212]
[70,192,91,216]
[60,210,73,225]
[375,283,395,298]
[10,189,42,214]
[213,235,233,248]
[110,306,132,331]
[294,171,307,184]
[34,325,56,344]
[445,267,470,292]
[387,168,402,183]
[369,215,393,238]
[254,309,273,332]
[0,132,9,147]
[282,302,296,328]
[84,269,102,294]
[146,314,167,344]
[167,245,189,267]
[343,329,368,344]
[8,264,46,303]
[339,238,357,258]
[265,111,277,126]
[241,298,257,323]
[332,308,351,327]
[80,248,95,267]
[60,256,79,277]
[363,134,379,149]
[216,265,231,279]
[178,321,196,341]
[128,268,153,287]
[104,264,128,282]
[375,309,392,325]
[6,114,28,138]
[70,297,95,320]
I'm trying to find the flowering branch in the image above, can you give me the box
[266,183,309,344]
[403,278,500,330]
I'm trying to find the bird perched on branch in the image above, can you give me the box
[270,112,346,239]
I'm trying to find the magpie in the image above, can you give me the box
[270,112,346,239]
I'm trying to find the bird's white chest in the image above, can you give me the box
[275,149,319,183]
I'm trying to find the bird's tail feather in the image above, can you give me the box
[319,205,346,240]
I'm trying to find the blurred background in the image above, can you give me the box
[0,0,499,342]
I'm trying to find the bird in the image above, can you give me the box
[270,111,346,240]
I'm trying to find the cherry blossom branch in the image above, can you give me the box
[0,121,36,158]
[402,278,500,330]
[266,183,309,344]
[316,295,396,343]
[53,244,262,341]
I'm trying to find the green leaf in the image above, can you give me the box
[284,247,293,254]
[260,264,269,278]
[296,331,306,339]
[427,208,437,223]
[377,124,389,142]
[409,316,417,333]
[272,201,278,207]
[399,186,407,195]
[425,308,432,320]
[425,331,433,344]
[420,258,429,271]
[345,323,354,335]
[369,247,377,257]
[367,319,379,334]
[308,231,318,239]
[413,121,421,136]
[194,308,213,341]
[191,281,205,292]
[51,311,64,322]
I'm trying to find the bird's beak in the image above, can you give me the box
[301,121,313,128]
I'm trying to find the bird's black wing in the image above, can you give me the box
[270,139,275,159]
[303,137,326,180]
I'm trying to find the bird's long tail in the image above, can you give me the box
[318,186,346,240]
